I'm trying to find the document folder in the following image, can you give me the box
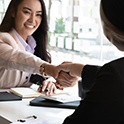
[0,91,22,101]
[30,96,81,109]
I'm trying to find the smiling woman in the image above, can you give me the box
[0,0,56,90]
[0,0,78,96]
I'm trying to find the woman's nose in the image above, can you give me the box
[28,13,35,23]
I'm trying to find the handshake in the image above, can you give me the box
[39,62,85,88]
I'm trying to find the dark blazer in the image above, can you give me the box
[63,57,124,124]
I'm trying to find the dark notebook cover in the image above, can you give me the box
[0,91,22,101]
[30,96,80,109]
[0,116,12,124]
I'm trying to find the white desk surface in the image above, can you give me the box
[0,89,75,124]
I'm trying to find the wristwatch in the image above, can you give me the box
[39,63,47,77]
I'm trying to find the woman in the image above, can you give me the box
[0,0,78,94]
[57,0,124,123]
[0,0,60,94]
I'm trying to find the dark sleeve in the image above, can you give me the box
[63,63,123,124]
[81,65,101,90]
[30,74,45,85]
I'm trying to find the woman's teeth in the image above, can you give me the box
[26,25,34,28]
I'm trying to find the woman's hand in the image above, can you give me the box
[38,80,56,96]
[56,71,79,88]
[57,62,85,77]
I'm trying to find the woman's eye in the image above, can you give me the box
[36,14,42,17]
[24,11,30,14]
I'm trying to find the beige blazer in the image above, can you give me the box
[0,29,46,88]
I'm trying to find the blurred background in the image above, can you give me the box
[1,0,124,65]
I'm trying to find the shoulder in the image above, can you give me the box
[95,57,124,87]
[109,57,124,66]
[82,57,124,80]
[0,31,17,46]
[82,58,124,90]
[102,57,124,72]
[0,31,12,40]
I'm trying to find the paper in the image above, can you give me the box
[58,37,64,48]
[10,87,42,98]
[50,35,56,47]
[74,6,79,17]
[65,38,72,50]
[74,39,81,51]
[73,22,80,33]
[40,93,81,103]
[65,21,72,32]
[49,20,55,32]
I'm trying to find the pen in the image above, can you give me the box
[17,115,37,122]
[17,119,26,122]
[40,85,49,92]
[36,82,49,92]
[36,81,63,93]
[54,82,64,90]
[39,83,63,91]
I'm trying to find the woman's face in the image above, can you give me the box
[13,0,42,41]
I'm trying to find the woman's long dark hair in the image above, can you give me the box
[33,0,51,63]
[0,0,51,84]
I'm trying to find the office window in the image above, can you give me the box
[44,0,124,66]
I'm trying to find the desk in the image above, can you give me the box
[0,90,75,124]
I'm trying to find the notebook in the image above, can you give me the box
[0,91,22,101]
[10,87,81,103]
[30,96,81,109]
[10,86,72,99]
[10,87,42,98]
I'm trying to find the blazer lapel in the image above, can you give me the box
[9,29,25,51]
[9,29,29,86]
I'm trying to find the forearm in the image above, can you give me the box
[0,43,47,74]
[70,63,84,77]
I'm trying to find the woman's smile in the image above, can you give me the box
[24,24,36,29]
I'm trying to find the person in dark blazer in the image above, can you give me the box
[56,0,124,123]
